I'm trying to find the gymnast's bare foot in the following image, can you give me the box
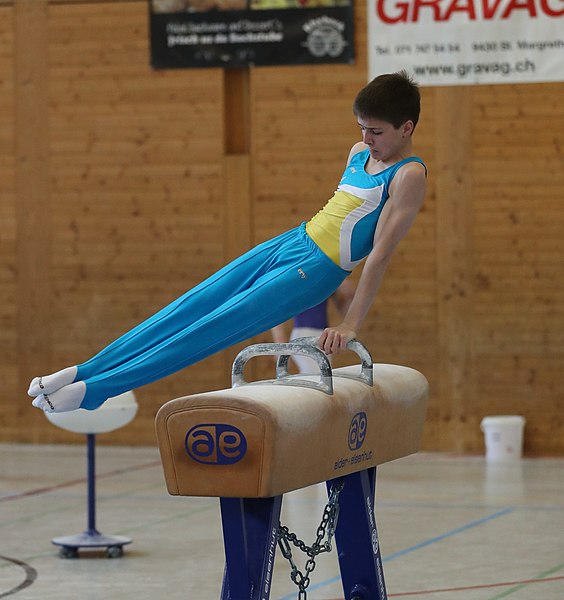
[31,381,86,413]
[28,366,78,397]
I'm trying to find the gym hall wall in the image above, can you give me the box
[1,0,562,454]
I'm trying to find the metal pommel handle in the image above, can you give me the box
[287,337,374,387]
[231,338,374,395]
[342,338,374,386]
[232,341,334,395]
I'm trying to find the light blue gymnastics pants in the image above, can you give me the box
[75,223,349,409]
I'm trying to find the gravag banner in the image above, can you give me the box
[150,0,354,69]
[368,0,563,86]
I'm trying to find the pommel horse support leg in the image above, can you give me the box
[155,339,428,600]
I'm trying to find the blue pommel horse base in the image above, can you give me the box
[155,338,428,600]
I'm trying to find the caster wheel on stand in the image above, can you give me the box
[59,546,79,559]
[52,532,131,559]
[107,545,123,558]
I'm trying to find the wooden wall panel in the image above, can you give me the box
[0,7,17,440]
[1,0,563,454]
[434,87,474,452]
[14,0,55,443]
[470,83,564,455]
[16,1,225,444]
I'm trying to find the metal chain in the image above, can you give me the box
[277,480,345,599]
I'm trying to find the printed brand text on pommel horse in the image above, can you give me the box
[155,338,428,600]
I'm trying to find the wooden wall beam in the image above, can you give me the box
[435,87,474,451]
[222,68,253,386]
[224,68,250,156]
[15,0,52,438]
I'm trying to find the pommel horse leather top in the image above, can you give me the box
[156,338,428,499]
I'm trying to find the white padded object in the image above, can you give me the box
[45,391,138,434]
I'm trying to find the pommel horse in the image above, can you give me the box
[155,339,428,600]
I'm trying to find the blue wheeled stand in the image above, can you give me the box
[44,392,138,558]
[219,466,386,600]
[51,433,132,559]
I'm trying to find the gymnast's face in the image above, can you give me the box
[357,117,413,163]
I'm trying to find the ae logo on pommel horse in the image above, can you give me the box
[348,412,368,450]
[155,338,428,600]
[185,423,248,465]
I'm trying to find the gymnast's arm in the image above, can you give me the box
[330,278,356,317]
[271,322,290,343]
[319,161,427,355]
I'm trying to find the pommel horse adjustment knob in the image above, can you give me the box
[155,339,428,600]
[231,337,374,395]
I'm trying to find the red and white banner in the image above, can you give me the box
[368,0,563,85]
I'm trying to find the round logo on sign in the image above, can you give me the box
[302,16,347,59]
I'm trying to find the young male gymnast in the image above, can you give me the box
[29,70,427,413]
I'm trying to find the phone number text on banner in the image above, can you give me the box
[368,0,563,86]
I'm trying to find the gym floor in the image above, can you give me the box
[1,444,563,600]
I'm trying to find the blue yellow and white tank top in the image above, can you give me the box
[306,150,426,271]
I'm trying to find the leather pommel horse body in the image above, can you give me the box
[155,339,428,600]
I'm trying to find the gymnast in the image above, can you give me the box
[29,70,427,413]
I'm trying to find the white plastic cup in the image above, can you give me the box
[480,415,525,461]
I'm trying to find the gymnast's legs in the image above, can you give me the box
[30,224,349,413]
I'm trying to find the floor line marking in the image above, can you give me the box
[0,556,37,599]
[320,574,564,598]
[277,507,515,600]
[0,481,172,529]
[486,562,564,599]
[0,460,162,503]
[388,575,564,597]
[383,506,514,561]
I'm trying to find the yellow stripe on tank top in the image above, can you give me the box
[305,190,363,267]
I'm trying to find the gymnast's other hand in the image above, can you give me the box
[318,323,356,355]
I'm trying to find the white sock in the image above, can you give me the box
[31,381,86,413]
[28,366,78,397]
